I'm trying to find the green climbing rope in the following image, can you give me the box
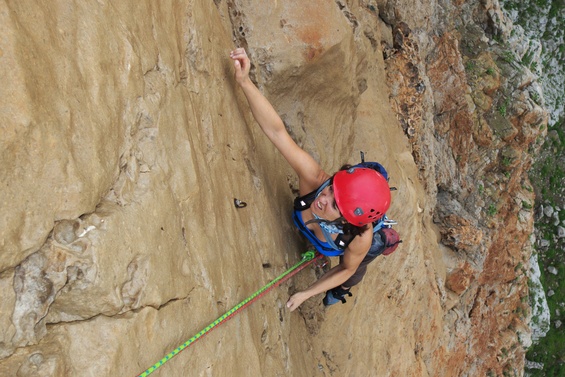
[136,250,320,377]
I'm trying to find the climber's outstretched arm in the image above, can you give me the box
[230,48,329,193]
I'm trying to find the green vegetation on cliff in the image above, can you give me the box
[501,0,565,122]
[527,116,565,376]
[497,0,565,375]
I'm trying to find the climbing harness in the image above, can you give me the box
[136,251,322,377]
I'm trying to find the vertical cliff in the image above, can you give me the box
[0,1,545,376]
[379,0,547,375]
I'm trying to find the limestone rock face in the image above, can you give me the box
[0,1,543,376]
[446,262,476,295]
[382,0,545,375]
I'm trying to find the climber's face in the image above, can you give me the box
[312,185,342,221]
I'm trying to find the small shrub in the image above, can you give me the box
[487,204,497,216]
[465,60,477,72]
[502,50,515,63]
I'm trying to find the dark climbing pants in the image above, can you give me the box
[339,251,379,288]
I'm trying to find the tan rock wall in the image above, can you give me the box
[1,1,444,376]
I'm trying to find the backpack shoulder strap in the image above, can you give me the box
[293,179,332,211]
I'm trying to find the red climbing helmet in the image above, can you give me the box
[333,167,391,226]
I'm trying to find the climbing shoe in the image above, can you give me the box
[323,286,352,306]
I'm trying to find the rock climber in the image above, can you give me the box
[230,48,393,311]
